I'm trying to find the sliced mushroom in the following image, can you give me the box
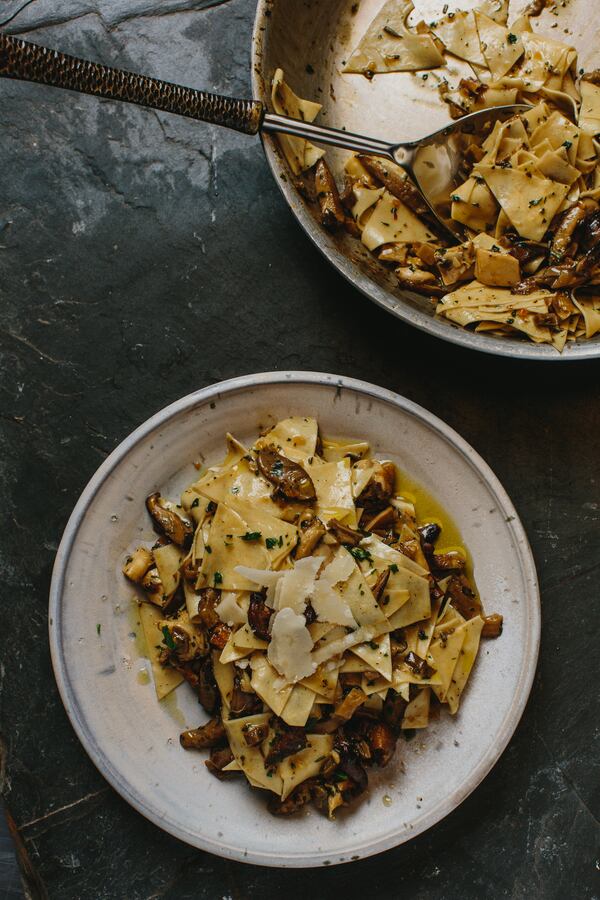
[579,207,600,253]
[268,779,315,816]
[356,155,430,218]
[396,539,419,561]
[248,591,272,641]
[229,683,263,718]
[327,518,363,546]
[445,573,482,620]
[242,721,270,747]
[482,612,504,638]
[161,621,205,662]
[122,546,153,584]
[362,505,398,533]
[209,622,232,650]
[181,556,199,582]
[435,242,476,286]
[193,587,221,630]
[256,448,316,502]
[315,159,345,230]
[551,202,588,261]
[334,688,367,722]
[146,492,193,548]
[140,566,163,598]
[371,567,391,603]
[404,651,434,679]
[295,514,326,560]
[357,461,396,511]
[396,266,437,287]
[382,689,408,733]
[197,656,219,714]
[418,522,441,545]
[582,69,600,85]
[205,746,236,780]
[379,243,409,265]
[180,717,226,750]
[264,723,308,766]
[367,721,397,767]
[431,551,466,573]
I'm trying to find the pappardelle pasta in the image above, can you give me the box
[271,0,600,350]
[124,417,502,818]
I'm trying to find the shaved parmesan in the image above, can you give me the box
[268,607,315,683]
[215,590,248,627]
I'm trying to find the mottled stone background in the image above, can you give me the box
[0,0,598,897]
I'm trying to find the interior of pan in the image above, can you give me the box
[252,0,600,361]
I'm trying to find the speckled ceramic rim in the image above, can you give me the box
[251,1,599,362]
[49,372,540,866]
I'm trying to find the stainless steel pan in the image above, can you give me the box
[251,0,600,361]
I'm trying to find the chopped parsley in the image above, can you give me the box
[265,537,278,549]
[240,531,262,542]
[161,625,176,651]
[529,197,542,207]
[389,563,399,573]
[450,194,462,202]
[562,140,572,149]
[349,546,373,563]
[507,32,518,44]
[213,571,223,585]
[96,623,101,636]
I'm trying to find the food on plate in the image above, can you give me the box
[124,416,501,817]
[271,2,600,349]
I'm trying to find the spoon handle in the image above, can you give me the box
[0,33,264,135]
[262,113,395,161]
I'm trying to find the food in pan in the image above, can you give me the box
[271,1,600,349]
[124,416,502,817]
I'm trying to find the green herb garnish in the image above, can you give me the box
[507,32,518,44]
[240,531,262,542]
[349,546,373,563]
[213,571,223,585]
[161,626,176,651]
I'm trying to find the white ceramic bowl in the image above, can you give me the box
[49,372,540,867]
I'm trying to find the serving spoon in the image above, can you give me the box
[0,33,528,239]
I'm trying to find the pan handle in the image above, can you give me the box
[0,33,264,135]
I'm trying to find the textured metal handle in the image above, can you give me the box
[0,33,264,135]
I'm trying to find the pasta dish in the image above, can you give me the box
[271,0,600,350]
[123,416,502,817]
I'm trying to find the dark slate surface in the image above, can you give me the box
[0,1,598,897]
